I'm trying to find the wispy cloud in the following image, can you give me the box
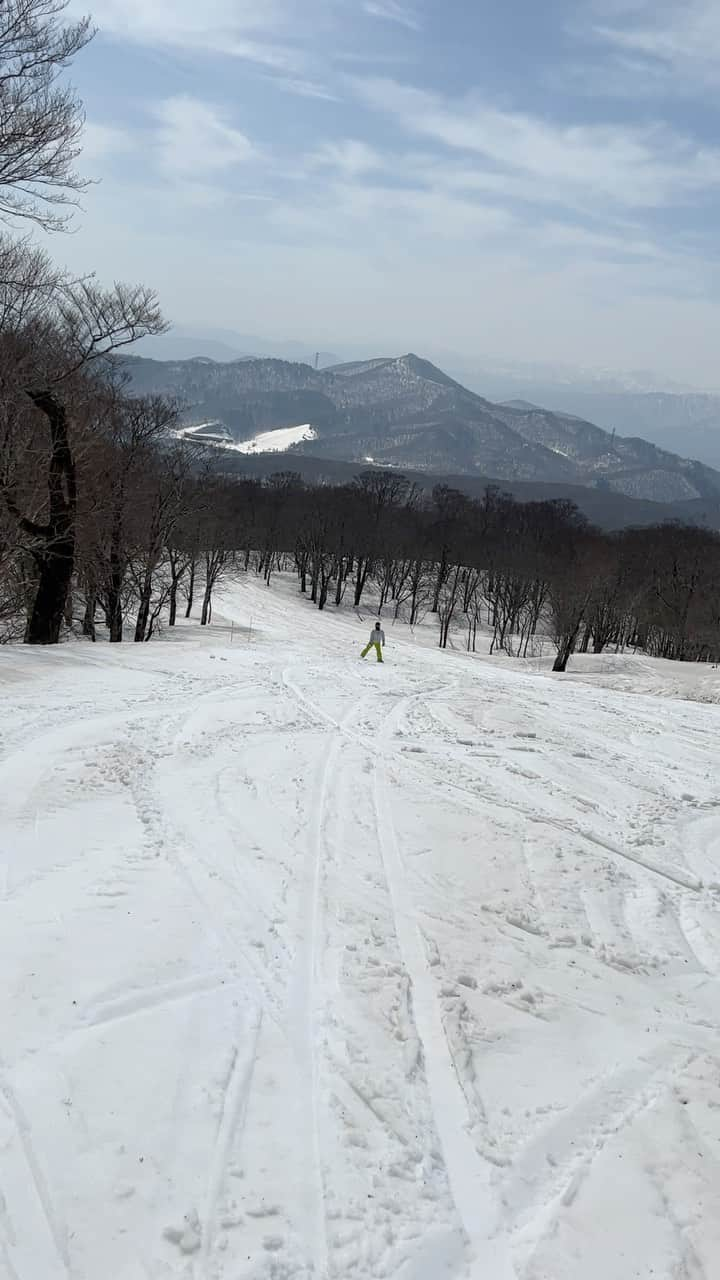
[310,139,387,176]
[69,0,304,69]
[81,122,134,164]
[305,136,671,266]
[350,76,720,209]
[363,1,421,31]
[269,77,340,102]
[154,95,256,177]
[589,0,720,90]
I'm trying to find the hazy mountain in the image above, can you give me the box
[133,326,339,368]
[511,391,720,471]
[123,351,720,504]
[454,371,720,471]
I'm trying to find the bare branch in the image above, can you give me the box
[0,0,94,229]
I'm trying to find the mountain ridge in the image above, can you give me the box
[123,351,720,504]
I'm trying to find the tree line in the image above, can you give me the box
[5,422,720,672]
[195,470,720,672]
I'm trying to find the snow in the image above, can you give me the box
[2,579,720,1279]
[234,424,317,454]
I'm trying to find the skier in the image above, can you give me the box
[361,621,385,663]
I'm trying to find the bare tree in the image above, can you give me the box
[0,0,93,229]
[0,274,166,643]
[131,445,187,642]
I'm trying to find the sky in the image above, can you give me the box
[51,0,720,387]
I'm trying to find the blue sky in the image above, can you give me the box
[57,0,720,385]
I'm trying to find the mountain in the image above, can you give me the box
[452,370,720,471]
[123,352,720,505]
[131,327,340,368]
[514,391,720,472]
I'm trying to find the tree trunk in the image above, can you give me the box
[432,553,448,614]
[201,581,212,626]
[553,625,582,673]
[354,558,369,607]
[107,517,125,642]
[108,592,123,642]
[82,592,97,641]
[185,558,196,618]
[552,643,573,673]
[169,577,178,627]
[134,567,154,642]
[25,544,75,644]
[23,391,77,646]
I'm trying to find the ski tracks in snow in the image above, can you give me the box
[373,695,514,1280]
[501,1046,697,1267]
[285,678,368,1279]
[5,611,720,1280]
[0,1073,70,1280]
[284,667,514,1277]
[199,1005,263,1276]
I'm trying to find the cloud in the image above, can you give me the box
[269,178,515,246]
[154,96,256,177]
[310,139,386,176]
[304,137,675,267]
[81,122,134,164]
[350,76,720,209]
[590,1,720,90]
[269,77,340,101]
[69,0,303,69]
[363,1,421,31]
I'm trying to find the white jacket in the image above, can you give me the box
[369,628,386,645]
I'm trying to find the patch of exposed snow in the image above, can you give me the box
[234,424,317,454]
[178,420,229,439]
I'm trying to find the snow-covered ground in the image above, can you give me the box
[177,424,318,455]
[2,578,720,1280]
[234,425,317,454]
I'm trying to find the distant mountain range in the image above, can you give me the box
[131,326,340,369]
[126,352,720,509]
[482,388,720,472]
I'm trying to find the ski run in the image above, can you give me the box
[2,575,720,1280]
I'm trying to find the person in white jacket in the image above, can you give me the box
[361,621,385,663]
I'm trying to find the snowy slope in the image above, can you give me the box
[2,584,720,1280]
[234,424,317,454]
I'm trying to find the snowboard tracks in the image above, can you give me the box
[372,695,514,1280]
[82,971,245,1031]
[285,674,512,1273]
[200,1005,263,1275]
[0,1074,70,1279]
[504,1047,697,1262]
[286,682,368,1279]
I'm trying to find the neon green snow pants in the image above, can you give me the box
[361,642,383,662]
